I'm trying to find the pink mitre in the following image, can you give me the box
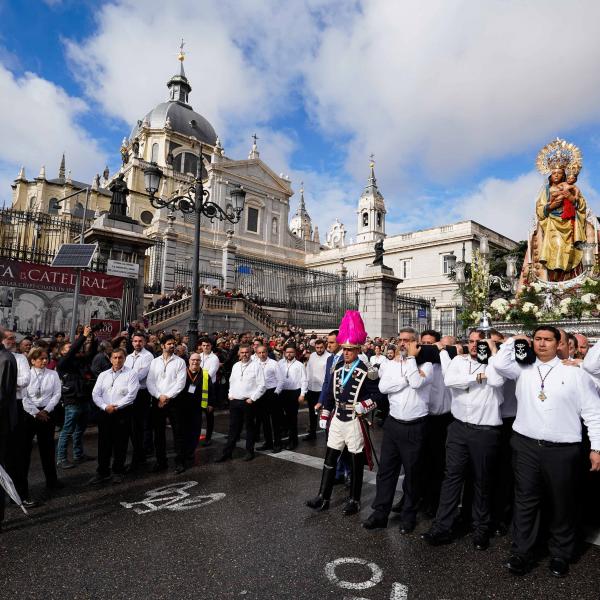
[337,310,367,349]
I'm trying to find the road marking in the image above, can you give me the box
[325,557,383,590]
[120,481,225,514]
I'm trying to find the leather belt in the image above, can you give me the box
[390,415,427,425]
[515,431,579,448]
[455,418,500,431]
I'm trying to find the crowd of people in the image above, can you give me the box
[0,318,599,582]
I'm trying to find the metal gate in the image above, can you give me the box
[396,294,432,333]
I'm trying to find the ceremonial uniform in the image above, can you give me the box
[124,347,154,467]
[495,338,600,567]
[275,358,308,449]
[20,367,62,496]
[92,366,139,478]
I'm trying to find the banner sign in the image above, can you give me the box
[106,259,139,280]
[0,260,124,337]
[90,319,122,341]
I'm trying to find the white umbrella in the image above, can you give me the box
[0,463,28,515]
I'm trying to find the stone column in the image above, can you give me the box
[222,230,237,291]
[161,215,178,294]
[358,264,402,338]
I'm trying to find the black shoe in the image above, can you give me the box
[57,460,75,470]
[242,452,255,462]
[272,446,282,454]
[363,514,388,530]
[399,522,416,535]
[46,480,65,490]
[215,455,232,463]
[306,496,330,511]
[284,442,298,451]
[174,464,185,474]
[421,529,453,546]
[473,534,490,551]
[333,476,345,487]
[150,462,168,472]
[505,554,530,576]
[303,433,317,441]
[257,443,273,451]
[342,499,360,516]
[202,439,212,447]
[548,557,569,578]
[112,474,125,484]
[88,474,112,485]
[73,454,95,464]
[22,498,42,508]
[493,523,508,537]
[391,498,405,513]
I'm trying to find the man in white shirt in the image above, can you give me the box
[275,344,308,450]
[255,345,284,453]
[90,348,139,484]
[422,330,505,551]
[216,344,266,462]
[363,328,433,533]
[494,325,600,578]
[369,343,388,370]
[146,334,187,472]
[199,337,221,446]
[304,340,329,441]
[124,331,154,470]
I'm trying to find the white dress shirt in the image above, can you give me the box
[14,352,31,400]
[582,340,600,387]
[229,360,266,402]
[257,357,281,390]
[306,351,330,392]
[370,354,388,367]
[378,357,433,420]
[428,363,452,415]
[200,352,220,383]
[444,354,505,426]
[146,354,187,399]
[125,348,154,389]
[494,337,600,447]
[92,366,139,411]
[276,359,308,395]
[23,367,61,416]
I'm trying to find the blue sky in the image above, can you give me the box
[3,0,600,242]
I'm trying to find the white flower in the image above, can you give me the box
[583,310,592,318]
[559,297,571,307]
[522,302,536,314]
[490,298,509,315]
[596,304,600,312]
[531,282,542,293]
[581,293,595,305]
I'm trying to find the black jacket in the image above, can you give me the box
[0,346,18,433]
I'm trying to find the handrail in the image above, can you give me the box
[145,296,191,326]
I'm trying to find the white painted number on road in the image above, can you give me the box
[120,481,225,514]
[325,557,408,599]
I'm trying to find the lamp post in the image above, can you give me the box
[144,146,246,351]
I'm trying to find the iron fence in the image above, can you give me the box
[144,239,164,294]
[173,262,224,290]
[396,293,432,334]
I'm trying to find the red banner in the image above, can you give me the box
[0,260,123,298]
[90,319,122,341]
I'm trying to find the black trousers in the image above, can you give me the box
[372,417,427,526]
[421,412,453,513]
[97,405,133,476]
[222,399,257,456]
[304,390,320,435]
[511,432,581,561]
[491,416,515,528]
[203,407,214,441]
[0,419,14,524]
[255,388,278,447]
[130,389,151,464]
[20,412,58,497]
[152,398,185,467]
[280,389,300,446]
[433,419,500,537]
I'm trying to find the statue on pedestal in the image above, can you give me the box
[522,138,596,285]
[373,238,384,266]
[108,173,129,217]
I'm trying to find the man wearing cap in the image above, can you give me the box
[306,311,378,516]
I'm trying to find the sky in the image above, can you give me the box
[3,0,600,243]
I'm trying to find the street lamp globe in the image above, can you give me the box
[230,186,246,216]
[479,234,490,258]
[581,242,596,269]
[144,162,164,197]
[454,260,466,285]
[505,255,518,279]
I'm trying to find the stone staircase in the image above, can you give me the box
[144,295,282,335]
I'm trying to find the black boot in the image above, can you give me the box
[342,452,365,516]
[306,448,341,511]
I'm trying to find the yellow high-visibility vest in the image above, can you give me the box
[201,370,210,409]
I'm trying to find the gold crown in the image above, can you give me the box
[536,138,582,175]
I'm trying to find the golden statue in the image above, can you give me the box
[523,139,596,283]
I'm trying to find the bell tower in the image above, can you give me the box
[356,156,386,243]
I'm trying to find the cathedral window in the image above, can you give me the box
[151,143,159,163]
[442,254,455,275]
[399,258,412,279]
[247,207,259,233]
[272,217,278,236]
[72,202,84,219]
[140,210,153,225]
[377,211,382,227]
[183,153,198,176]
[48,198,60,215]
[362,212,368,227]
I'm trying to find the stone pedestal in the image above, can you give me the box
[358,264,402,338]
[161,228,178,294]
[222,231,237,291]
[84,213,154,323]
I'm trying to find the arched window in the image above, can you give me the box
[377,211,382,227]
[362,212,369,227]
[72,202,84,219]
[272,217,278,236]
[48,198,60,215]
[29,196,37,210]
[140,210,154,225]
[151,143,159,163]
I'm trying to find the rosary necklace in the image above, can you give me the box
[536,365,555,401]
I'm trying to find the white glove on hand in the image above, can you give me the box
[355,402,366,415]
[319,409,330,429]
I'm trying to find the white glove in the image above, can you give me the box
[319,409,330,429]
[355,402,366,415]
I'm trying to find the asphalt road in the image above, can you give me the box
[1,412,599,600]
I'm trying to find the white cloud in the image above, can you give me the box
[0,64,106,206]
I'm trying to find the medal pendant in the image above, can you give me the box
[538,391,546,401]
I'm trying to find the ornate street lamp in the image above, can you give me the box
[581,242,596,270]
[144,146,246,351]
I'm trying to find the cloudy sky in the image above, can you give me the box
[3,0,600,242]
